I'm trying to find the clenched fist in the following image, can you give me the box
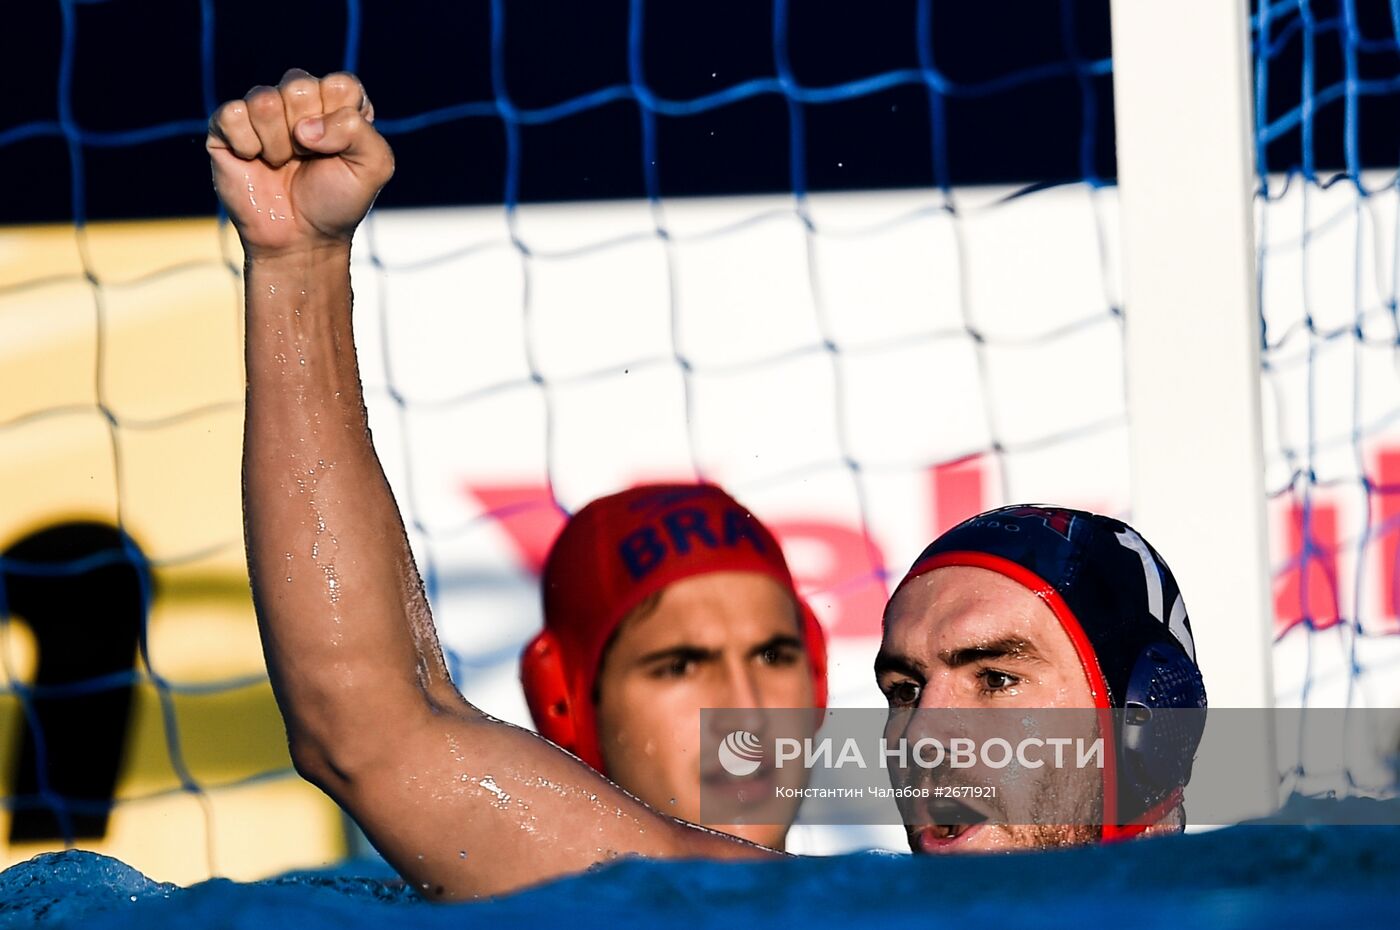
[207,69,393,258]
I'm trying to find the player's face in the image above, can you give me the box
[877,565,1100,854]
[593,571,816,849]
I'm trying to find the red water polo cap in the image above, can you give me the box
[520,484,828,773]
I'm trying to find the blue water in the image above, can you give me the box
[3,817,1397,929]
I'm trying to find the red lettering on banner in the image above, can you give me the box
[1373,450,1400,634]
[1273,500,1341,637]
[464,484,568,575]
[768,521,887,639]
[930,456,989,536]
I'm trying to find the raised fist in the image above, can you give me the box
[207,69,393,258]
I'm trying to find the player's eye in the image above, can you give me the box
[976,668,1021,695]
[759,643,800,667]
[882,679,922,708]
[651,655,697,679]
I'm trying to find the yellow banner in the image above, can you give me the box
[0,218,345,884]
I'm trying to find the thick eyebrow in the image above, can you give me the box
[938,637,1045,668]
[636,633,803,668]
[634,644,721,666]
[873,649,924,681]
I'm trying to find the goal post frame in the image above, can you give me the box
[1110,0,1278,812]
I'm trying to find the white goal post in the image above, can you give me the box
[1111,0,1277,812]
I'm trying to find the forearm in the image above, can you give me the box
[242,246,456,767]
[342,712,777,899]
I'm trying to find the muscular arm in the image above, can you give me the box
[213,70,772,901]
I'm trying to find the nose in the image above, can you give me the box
[726,660,763,708]
[705,659,767,739]
[916,669,974,711]
[897,671,974,744]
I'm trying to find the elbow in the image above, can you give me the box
[284,695,434,796]
[288,728,399,800]
[288,733,350,795]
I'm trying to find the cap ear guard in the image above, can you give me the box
[520,630,578,754]
[1118,638,1207,819]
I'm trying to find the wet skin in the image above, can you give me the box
[876,565,1101,853]
[219,69,783,902]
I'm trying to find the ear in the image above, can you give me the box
[520,630,577,752]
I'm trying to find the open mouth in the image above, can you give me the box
[912,798,990,852]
